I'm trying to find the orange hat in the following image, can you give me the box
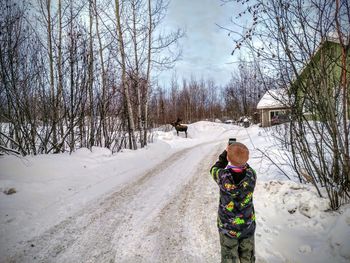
[227,142,249,166]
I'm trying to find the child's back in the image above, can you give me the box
[210,142,256,263]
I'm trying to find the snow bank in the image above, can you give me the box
[329,206,350,260]
[0,142,172,255]
[154,121,233,148]
[187,121,228,138]
[255,180,350,263]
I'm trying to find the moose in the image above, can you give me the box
[170,118,188,138]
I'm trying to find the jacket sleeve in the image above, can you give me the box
[210,150,228,183]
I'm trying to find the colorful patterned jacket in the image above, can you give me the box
[210,150,256,239]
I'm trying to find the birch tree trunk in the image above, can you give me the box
[68,4,75,152]
[131,0,144,147]
[94,0,109,148]
[143,0,152,146]
[88,0,95,149]
[115,0,137,150]
[57,0,64,149]
[45,0,58,151]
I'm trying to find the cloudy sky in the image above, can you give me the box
[157,0,247,87]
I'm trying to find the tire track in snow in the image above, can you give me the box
[6,140,221,263]
[140,143,224,263]
[111,141,224,263]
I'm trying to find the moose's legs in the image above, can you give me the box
[174,128,187,138]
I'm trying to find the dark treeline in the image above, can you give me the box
[150,65,265,126]
[149,77,225,125]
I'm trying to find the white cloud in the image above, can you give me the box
[157,0,246,87]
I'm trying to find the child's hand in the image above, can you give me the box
[219,150,227,161]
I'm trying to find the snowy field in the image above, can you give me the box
[0,121,349,263]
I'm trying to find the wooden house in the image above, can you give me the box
[292,38,349,121]
[257,89,290,127]
[257,37,349,127]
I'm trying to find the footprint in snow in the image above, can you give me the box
[299,245,312,254]
[263,227,271,233]
[287,223,295,228]
[272,228,279,236]
[346,216,350,226]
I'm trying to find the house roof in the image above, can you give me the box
[257,89,290,109]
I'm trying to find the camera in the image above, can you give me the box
[228,138,236,145]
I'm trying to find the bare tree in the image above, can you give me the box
[44,0,58,151]
[88,0,95,149]
[225,0,350,209]
[0,0,43,155]
[115,0,137,150]
[0,0,182,156]
[223,61,264,119]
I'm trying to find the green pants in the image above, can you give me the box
[219,232,255,263]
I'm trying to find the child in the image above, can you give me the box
[210,142,256,263]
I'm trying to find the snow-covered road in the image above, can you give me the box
[6,140,225,262]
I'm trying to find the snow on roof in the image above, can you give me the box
[257,88,290,109]
[325,32,349,44]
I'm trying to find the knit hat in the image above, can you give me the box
[227,142,249,166]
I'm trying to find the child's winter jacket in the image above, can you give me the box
[210,150,256,239]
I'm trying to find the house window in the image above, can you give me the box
[270,110,286,120]
[302,98,313,115]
